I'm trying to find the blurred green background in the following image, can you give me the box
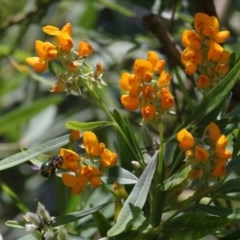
[0,0,240,239]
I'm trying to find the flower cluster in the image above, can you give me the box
[26,23,104,94]
[59,131,117,194]
[23,201,68,239]
[181,13,230,90]
[177,122,232,183]
[120,51,175,121]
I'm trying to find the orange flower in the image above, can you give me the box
[189,168,204,179]
[83,131,105,156]
[211,159,226,178]
[59,148,80,171]
[197,74,210,89]
[157,71,171,87]
[158,87,175,110]
[100,148,117,167]
[147,51,165,73]
[78,41,93,57]
[182,30,201,50]
[42,23,73,51]
[194,13,230,43]
[215,135,232,160]
[133,59,153,82]
[208,41,223,61]
[141,104,156,121]
[26,57,48,72]
[177,129,195,150]
[120,73,140,98]
[62,165,101,194]
[142,85,154,100]
[194,146,209,162]
[35,40,57,60]
[120,95,140,111]
[204,122,221,143]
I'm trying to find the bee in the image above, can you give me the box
[40,155,63,178]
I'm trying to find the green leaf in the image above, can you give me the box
[97,0,136,17]
[0,134,69,171]
[163,213,230,240]
[0,181,28,212]
[101,166,138,185]
[17,234,39,240]
[0,95,61,134]
[195,204,232,217]
[163,165,190,191]
[178,57,240,131]
[53,202,110,226]
[214,177,240,194]
[107,151,157,236]
[65,120,112,130]
[92,211,112,237]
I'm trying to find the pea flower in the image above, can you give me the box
[120,51,175,122]
[177,122,232,183]
[181,12,230,91]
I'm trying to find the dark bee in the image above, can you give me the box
[40,155,63,178]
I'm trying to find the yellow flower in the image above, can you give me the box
[42,22,73,51]
[83,131,105,156]
[177,129,195,150]
[78,41,93,57]
[35,40,58,60]
[157,71,171,87]
[26,57,48,72]
[147,50,165,73]
[208,41,223,61]
[100,148,117,167]
[133,59,153,82]
[120,73,140,98]
[194,146,209,162]
[59,148,80,171]
[182,30,201,50]
[215,135,232,160]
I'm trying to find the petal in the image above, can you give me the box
[26,57,48,72]
[100,148,117,167]
[120,94,140,111]
[141,104,156,121]
[78,41,93,57]
[62,173,77,187]
[42,25,60,35]
[214,31,230,43]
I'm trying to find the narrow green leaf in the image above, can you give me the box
[53,202,110,226]
[163,213,230,240]
[163,165,190,191]
[214,177,240,194]
[0,95,61,134]
[178,57,240,130]
[5,220,25,229]
[0,181,28,212]
[97,0,136,17]
[195,204,232,217]
[93,211,112,237]
[65,120,112,130]
[0,134,69,170]
[101,166,138,185]
[107,151,157,236]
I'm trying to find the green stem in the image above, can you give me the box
[150,121,165,227]
[83,81,143,164]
